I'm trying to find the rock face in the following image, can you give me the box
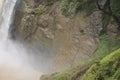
[12,0,102,71]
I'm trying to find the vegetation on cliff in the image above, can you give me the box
[93,35,120,60]
[41,46,120,80]
[33,0,120,34]
[60,0,120,33]
[82,48,120,80]
[41,34,120,80]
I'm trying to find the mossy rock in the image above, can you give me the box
[81,49,120,80]
[41,48,120,80]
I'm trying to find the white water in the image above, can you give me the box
[0,0,42,80]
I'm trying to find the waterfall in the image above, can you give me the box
[0,0,42,80]
[0,0,14,39]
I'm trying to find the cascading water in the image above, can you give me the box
[0,0,42,80]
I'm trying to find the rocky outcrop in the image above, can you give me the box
[10,1,120,80]
[12,0,102,71]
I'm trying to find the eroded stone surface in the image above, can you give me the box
[12,1,102,71]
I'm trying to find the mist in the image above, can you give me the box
[0,0,44,80]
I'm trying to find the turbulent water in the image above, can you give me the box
[0,0,42,80]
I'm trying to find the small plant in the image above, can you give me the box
[46,0,58,5]
[32,4,46,16]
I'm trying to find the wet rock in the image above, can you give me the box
[12,1,102,71]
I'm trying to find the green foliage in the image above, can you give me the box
[54,74,70,80]
[41,46,120,80]
[82,0,97,16]
[60,0,99,16]
[60,0,100,16]
[101,13,111,34]
[94,35,120,59]
[111,0,120,18]
[79,34,120,80]
[46,0,58,5]
[81,48,120,80]
[61,0,69,16]
[112,69,120,79]
[61,0,82,16]
[31,4,46,16]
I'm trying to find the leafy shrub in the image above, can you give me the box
[31,4,46,16]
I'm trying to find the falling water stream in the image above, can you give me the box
[0,0,42,80]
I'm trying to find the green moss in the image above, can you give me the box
[41,48,120,80]
[81,49,120,80]
[61,0,82,16]
[94,35,120,60]
[60,0,100,16]
[41,58,93,80]
[46,0,58,5]
[54,75,70,80]
[112,69,120,79]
